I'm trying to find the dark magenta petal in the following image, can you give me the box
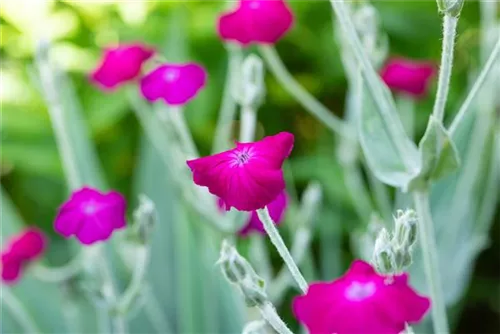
[90,43,155,91]
[217,0,294,46]
[54,186,127,245]
[0,254,22,284]
[292,260,430,334]
[140,63,207,106]
[380,58,436,98]
[187,132,294,212]
[10,227,47,261]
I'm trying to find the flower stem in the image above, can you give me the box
[1,288,41,333]
[432,15,458,123]
[448,35,500,135]
[212,45,243,153]
[258,302,294,334]
[167,106,199,159]
[412,190,449,334]
[239,106,257,143]
[330,0,415,172]
[256,207,308,293]
[31,255,83,282]
[258,45,353,140]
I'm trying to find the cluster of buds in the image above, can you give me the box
[372,209,418,274]
[217,240,268,307]
[233,54,266,110]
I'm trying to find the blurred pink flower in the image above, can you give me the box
[54,187,127,245]
[217,0,294,46]
[187,132,294,212]
[90,43,155,90]
[380,58,436,98]
[140,63,207,106]
[217,190,288,236]
[293,260,430,334]
[1,227,46,284]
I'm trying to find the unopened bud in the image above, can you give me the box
[393,209,418,249]
[242,320,267,334]
[436,0,464,17]
[218,240,268,306]
[234,54,265,109]
[372,228,395,274]
[131,195,157,244]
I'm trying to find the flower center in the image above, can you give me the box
[231,147,253,167]
[82,201,98,215]
[345,281,376,301]
[163,68,180,82]
[248,1,261,9]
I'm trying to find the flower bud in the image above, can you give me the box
[372,228,396,274]
[436,0,464,17]
[131,195,157,244]
[242,320,267,334]
[393,209,418,250]
[234,54,265,109]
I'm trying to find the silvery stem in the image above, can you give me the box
[256,207,308,293]
[258,302,294,334]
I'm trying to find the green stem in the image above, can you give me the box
[258,302,293,334]
[1,288,41,333]
[167,106,199,159]
[448,36,500,135]
[330,0,415,172]
[258,45,353,140]
[31,254,83,282]
[432,15,458,123]
[239,106,257,143]
[412,190,449,334]
[256,207,308,293]
[212,45,243,153]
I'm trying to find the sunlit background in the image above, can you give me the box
[1,1,499,333]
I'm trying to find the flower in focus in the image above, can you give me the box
[140,63,207,106]
[293,260,430,334]
[380,58,436,98]
[1,227,46,284]
[90,43,155,90]
[187,132,294,211]
[218,190,288,236]
[218,0,294,46]
[54,187,127,245]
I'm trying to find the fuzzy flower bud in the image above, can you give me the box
[393,209,418,250]
[218,240,268,306]
[131,195,157,245]
[372,228,395,274]
[242,320,267,334]
[436,0,464,17]
[234,54,266,109]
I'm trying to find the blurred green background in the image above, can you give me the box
[1,1,498,333]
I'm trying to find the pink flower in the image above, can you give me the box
[293,260,430,334]
[218,190,288,236]
[1,227,46,284]
[54,187,127,245]
[187,132,294,212]
[380,58,436,98]
[139,63,207,106]
[218,0,294,46]
[90,43,155,90]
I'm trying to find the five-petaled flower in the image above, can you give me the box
[140,63,207,106]
[54,187,127,245]
[380,58,436,98]
[217,0,294,46]
[90,43,155,90]
[293,260,430,334]
[218,190,288,236]
[1,227,46,284]
[187,132,294,212]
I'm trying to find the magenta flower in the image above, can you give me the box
[380,58,436,98]
[139,63,207,106]
[217,0,294,46]
[218,190,288,236]
[90,43,155,90]
[54,187,127,245]
[1,227,46,284]
[293,260,430,334]
[187,132,294,212]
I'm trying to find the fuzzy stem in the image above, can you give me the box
[239,106,257,143]
[31,255,83,282]
[448,36,500,135]
[256,207,308,293]
[432,15,458,123]
[212,45,243,153]
[1,288,41,333]
[413,190,449,334]
[258,302,294,334]
[330,0,415,172]
[167,106,199,159]
[259,45,353,140]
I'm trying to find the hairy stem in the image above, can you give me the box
[413,190,449,334]
[258,302,294,334]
